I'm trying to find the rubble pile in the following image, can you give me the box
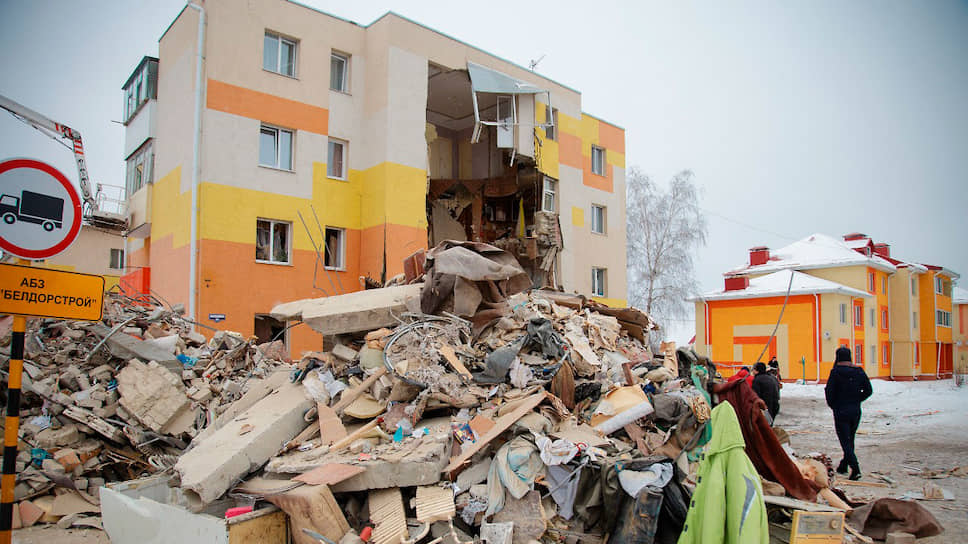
[0,295,292,530]
[0,241,947,543]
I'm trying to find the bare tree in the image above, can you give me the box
[626,167,707,345]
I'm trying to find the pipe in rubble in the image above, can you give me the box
[187,1,205,329]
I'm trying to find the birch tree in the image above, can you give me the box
[626,168,707,345]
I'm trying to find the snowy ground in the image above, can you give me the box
[779,379,968,543]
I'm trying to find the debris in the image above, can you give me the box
[292,464,366,486]
[368,488,408,544]
[272,284,423,336]
[266,484,350,544]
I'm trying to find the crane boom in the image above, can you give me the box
[0,94,125,231]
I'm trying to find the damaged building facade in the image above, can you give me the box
[121,0,628,355]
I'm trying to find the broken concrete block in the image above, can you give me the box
[174,382,312,510]
[34,423,81,448]
[116,360,194,435]
[885,533,916,544]
[332,343,359,362]
[271,284,423,336]
[91,323,181,371]
[192,370,291,445]
[54,449,82,472]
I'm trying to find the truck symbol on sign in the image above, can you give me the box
[0,191,64,232]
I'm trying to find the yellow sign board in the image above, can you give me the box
[0,264,104,321]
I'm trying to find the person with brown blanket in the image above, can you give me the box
[712,378,820,501]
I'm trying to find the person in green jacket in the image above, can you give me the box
[678,401,768,544]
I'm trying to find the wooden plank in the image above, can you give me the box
[266,484,348,544]
[438,344,472,380]
[833,478,889,488]
[317,404,347,445]
[329,416,383,452]
[332,367,387,415]
[764,495,845,512]
[444,392,545,479]
[228,508,288,544]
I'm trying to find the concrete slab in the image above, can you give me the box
[174,382,313,509]
[117,360,194,435]
[91,323,181,371]
[270,284,423,335]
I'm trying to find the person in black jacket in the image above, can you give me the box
[825,346,873,480]
[752,362,781,421]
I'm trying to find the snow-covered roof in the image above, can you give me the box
[953,286,968,305]
[727,233,896,276]
[692,269,873,302]
[844,238,872,250]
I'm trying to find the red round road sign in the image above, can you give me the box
[0,158,83,260]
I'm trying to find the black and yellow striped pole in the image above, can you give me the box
[0,313,24,543]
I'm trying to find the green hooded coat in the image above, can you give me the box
[677,401,768,544]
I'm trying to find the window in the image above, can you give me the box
[839,303,847,324]
[911,276,917,296]
[868,272,876,293]
[254,315,287,345]
[256,219,290,264]
[881,276,887,294]
[330,52,349,92]
[324,227,345,270]
[259,125,293,170]
[870,345,876,367]
[109,249,124,270]
[542,177,557,212]
[854,343,863,365]
[854,305,863,327]
[123,58,157,122]
[869,308,874,328]
[591,146,606,176]
[125,141,153,196]
[591,205,606,234]
[263,32,296,77]
[327,139,347,179]
[882,344,889,366]
[913,311,917,328]
[592,268,607,297]
[544,106,557,141]
[936,310,951,327]
[881,308,888,330]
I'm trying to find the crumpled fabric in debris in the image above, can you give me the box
[535,434,579,466]
[485,436,545,517]
[652,394,691,428]
[508,358,533,389]
[546,463,584,520]
[525,318,565,359]
[475,336,526,383]
[420,241,531,318]
[617,462,673,497]
[646,367,677,384]
[848,498,944,540]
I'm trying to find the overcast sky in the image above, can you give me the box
[1,1,966,341]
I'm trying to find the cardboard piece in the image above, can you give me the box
[51,490,100,516]
[438,345,472,380]
[414,485,456,523]
[266,484,349,544]
[317,404,347,446]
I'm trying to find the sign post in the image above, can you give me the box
[0,158,98,542]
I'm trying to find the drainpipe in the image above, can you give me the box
[849,297,855,361]
[910,271,916,377]
[186,2,205,329]
[704,301,710,357]
[814,293,820,381]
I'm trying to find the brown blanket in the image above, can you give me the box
[848,498,944,539]
[713,379,821,501]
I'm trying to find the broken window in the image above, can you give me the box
[542,177,557,213]
[256,219,290,264]
[324,226,345,270]
[544,105,557,141]
[327,138,346,179]
[109,248,124,270]
[592,268,606,297]
[260,125,293,170]
[331,52,349,92]
[264,32,296,77]
[591,205,606,234]
[591,146,605,176]
[254,314,286,345]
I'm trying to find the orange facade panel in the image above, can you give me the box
[597,120,626,155]
[558,132,583,170]
[206,79,329,135]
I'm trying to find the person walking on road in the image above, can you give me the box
[751,362,781,422]
[824,346,873,481]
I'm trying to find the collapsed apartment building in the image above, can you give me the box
[120,0,628,356]
[1,242,946,543]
